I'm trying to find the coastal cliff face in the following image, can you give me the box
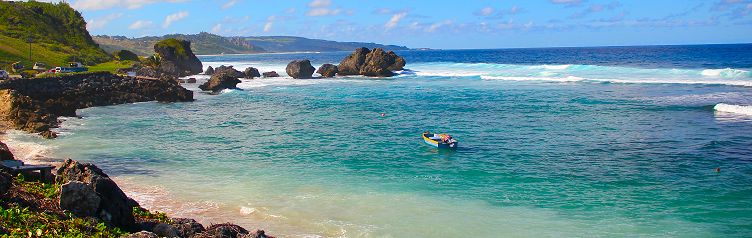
[0,72,193,138]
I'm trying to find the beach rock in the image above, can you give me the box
[243,230,273,238]
[286,60,316,79]
[59,181,101,217]
[170,218,205,237]
[0,72,193,135]
[151,223,180,237]
[199,70,241,92]
[0,141,14,160]
[124,231,158,238]
[205,66,215,75]
[196,223,249,238]
[337,48,405,77]
[317,64,338,78]
[154,38,203,77]
[244,67,261,79]
[338,47,371,76]
[56,159,137,231]
[262,71,280,78]
[187,78,197,83]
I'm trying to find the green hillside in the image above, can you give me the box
[0,1,110,70]
[241,36,409,52]
[94,32,265,56]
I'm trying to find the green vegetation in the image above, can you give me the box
[1,176,127,238]
[89,60,137,73]
[113,50,139,61]
[132,207,169,223]
[0,1,111,71]
[154,38,188,59]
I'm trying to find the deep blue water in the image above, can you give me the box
[11,44,752,237]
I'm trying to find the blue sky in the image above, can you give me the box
[41,0,752,49]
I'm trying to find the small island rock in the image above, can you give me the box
[244,67,261,79]
[286,60,316,79]
[263,71,280,78]
[199,70,241,92]
[317,64,338,78]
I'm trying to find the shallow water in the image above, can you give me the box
[7,45,752,237]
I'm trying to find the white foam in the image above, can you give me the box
[529,64,572,70]
[714,103,752,116]
[701,68,750,78]
[481,75,584,82]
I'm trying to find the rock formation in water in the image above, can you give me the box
[153,39,203,77]
[263,71,280,78]
[244,67,261,79]
[317,64,338,78]
[286,60,316,79]
[199,69,241,92]
[0,72,193,138]
[204,66,215,75]
[337,47,405,77]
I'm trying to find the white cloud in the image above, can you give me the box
[479,7,494,16]
[71,0,186,11]
[87,13,123,30]
[426,20,452,32]
[211,23,222,33]
[264,16,275,32]
[163,11,189,28]
[308,0,331,8]
[385,12,407,30]
[307,8,342,16]
[222,0,238,10]
[128,20,154,30]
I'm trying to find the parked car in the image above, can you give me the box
[0,70,9,80]
[32,62,47,71]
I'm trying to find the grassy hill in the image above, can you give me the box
[94,32,265,56]
[95,33,410,56]
[0,1,110,70]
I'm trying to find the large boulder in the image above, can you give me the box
[215,65,245,78]
[317,64,338,78]
[337,47,370,76]
[59,181,101,217]
[337,48,405,77]
[153,38,203,77]
[199,70,241,92]
[204,66,215,75]
[244,67,261,79]
[262,71,280,78]
[196,223,249,238]
[0,141,13,160]
[285,60,316,79]
[56,159,137,231]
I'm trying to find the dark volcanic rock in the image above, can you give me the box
[56,159,137,231]
[0,72,193,136]
[170,218,206,237]
[124,231,158,238]
[286,60,316,79]
[244,67,261,79]
[262,71,280,78]
[0,141,13,161]
[0,171,11,195]
[337,47,370,76]
[317,64,338,78]
[59,181,101,217]
[187,78,197,84]
[205,66,215,75]
[154,38,203,77]
[196,223,249,238]
[337,48,405,77]
[199,70,241,92]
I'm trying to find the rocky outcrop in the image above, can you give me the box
[286,60,315,79]
[125,231,159,238]
[337,47,405,77]
[186,78,197,84]
[0,72,193,137]
[0,141,13,160]
[194,224,273,238]
[214,66,245,78]
[56,159,137,231]
[141,218,205,238]
[0,171,11,195]
[317,64,338,78]
[199,70,241,92]
[244,67,261,79]
[262,71,280,78]
[154,39,204,77]
[114,50,140,61]
[204,66,215,75]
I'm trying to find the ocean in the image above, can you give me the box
[5,44,752,237]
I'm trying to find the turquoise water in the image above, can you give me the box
[10,47,752,237]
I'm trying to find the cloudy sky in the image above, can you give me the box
[40,0,752,49]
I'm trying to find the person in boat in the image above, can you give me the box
[441,134,453,143]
